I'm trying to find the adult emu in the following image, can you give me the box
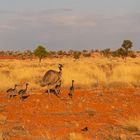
[40,64,63,94]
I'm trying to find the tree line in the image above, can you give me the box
[0,40,139,62]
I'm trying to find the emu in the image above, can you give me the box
[6,84,18,98]
[68,80,74,98]
[40,64,63,94]
[18,83,29,100]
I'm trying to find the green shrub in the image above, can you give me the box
[34,45,48,63]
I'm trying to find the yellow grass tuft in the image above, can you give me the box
[121,117,140,132]
[70,133,89,140]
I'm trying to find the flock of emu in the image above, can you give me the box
[6,83,29,101]
[6,64,74,101]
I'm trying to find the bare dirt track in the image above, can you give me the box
[0,88,140,140]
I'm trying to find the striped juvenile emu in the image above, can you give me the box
[7,84,18,98]
[40,64,63,94]
[68,80,74,98]
[18,83,29,100]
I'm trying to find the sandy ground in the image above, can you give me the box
[0,87,140,140]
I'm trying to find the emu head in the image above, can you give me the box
[58,64,63,71]
[15,84,18,87]
[26,83,29,86]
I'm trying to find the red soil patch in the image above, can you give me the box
[0,88,140,139]
[0,56,18,59]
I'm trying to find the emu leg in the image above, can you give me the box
[48,88,51,94]
[9,94,12,99]
[55,89,60,95]
[9,93,14,99]
[47,87,53,105]
[19,94,24,101]
[11,93,15,99]
[54,83,61,95]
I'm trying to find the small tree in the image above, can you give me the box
[83,53,91,57]
[34,45,47,63]
[121,40,133,57]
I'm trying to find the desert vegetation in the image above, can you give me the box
[0,45,139,92]
[0,41,140,139]
[0,57,140,91]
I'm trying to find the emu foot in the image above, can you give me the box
[20,95,30,101]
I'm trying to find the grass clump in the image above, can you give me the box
[121,117,140,132]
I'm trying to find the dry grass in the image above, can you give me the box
[121,117,140,132]
[70,133,89,140]
[0,55,140,92]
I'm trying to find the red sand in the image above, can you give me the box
[0,88,140,139]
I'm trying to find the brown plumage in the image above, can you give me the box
[40,64,63,94]
[68,80,74,98]
[6,84,18,98]
[18,83,29,100]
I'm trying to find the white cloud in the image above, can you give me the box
[49,15,96,26]
[0,9,97,29]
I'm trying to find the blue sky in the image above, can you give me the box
[0,0,140,51]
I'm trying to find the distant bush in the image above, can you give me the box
[73,51,81,60]
[0,51,5,56]
[112,48,126,58]
[57,50,63,55]
[101,48,111,58]
[82,50,88,53]
[83,53,91,57]
[90,49,95,53]
[49,51,56,55]
[128,51,137,58]
[68,50,74,56]
[57,50,67,56]
[95,49,100,52]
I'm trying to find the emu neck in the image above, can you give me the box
[25,85,28,91]
[14,85,17,90]
[59,68,62,74]
[72,82,74,87]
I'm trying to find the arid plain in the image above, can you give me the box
[0,53,140,140]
